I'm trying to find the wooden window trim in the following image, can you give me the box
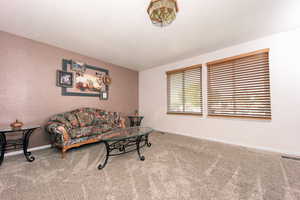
[167,112,203,116]
[166,64,202,75]
[207,48,269,66]
[208,114,271,120]
[207,49,271,119]
[166,64,202,115]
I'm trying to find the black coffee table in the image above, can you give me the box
[98,127,153,170]
[0,125,40,166]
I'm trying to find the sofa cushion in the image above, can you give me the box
[49,114,72,129]
[93,110,120,128]
[69,125,114,139]
[75,111,94,127]
[92,110,107,126]
[69,126,94,139]
[65,113,80,128]
[92,124,113,134]
[93,117,107,127]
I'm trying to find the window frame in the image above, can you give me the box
[206,48,271,120]
[166,65,203,116]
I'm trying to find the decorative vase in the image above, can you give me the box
[10,119,24,129]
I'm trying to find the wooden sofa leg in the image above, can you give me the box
[61,149,67,159]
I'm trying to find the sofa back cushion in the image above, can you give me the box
[65,112,80,128]
[93,110,107,126]
[94,110,120,128]
[75,109,95,127]
[49,114,73,130]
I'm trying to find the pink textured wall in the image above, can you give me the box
[0,31,138,148]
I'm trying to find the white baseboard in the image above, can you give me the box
[197,136,300,157]
[5,144,51,157]
[156,129,300,158]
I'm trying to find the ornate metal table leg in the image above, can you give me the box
[136,136,145,161]
[145,135,152,147]
[0,133,6,166]
[23,129,35,162]
[98,141,110,170]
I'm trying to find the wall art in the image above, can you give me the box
[60,59,110,98]
[56,70,73,88]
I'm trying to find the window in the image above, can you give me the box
[166,65,202,115]
[207,49,271,119]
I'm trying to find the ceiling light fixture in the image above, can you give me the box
[147,0,179,27]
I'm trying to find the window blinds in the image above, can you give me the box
[167,65,202,115]
[207,49,271,119]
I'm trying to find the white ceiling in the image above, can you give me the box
[0,0,300,71]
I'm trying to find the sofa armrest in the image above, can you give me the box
[46,122,70,144]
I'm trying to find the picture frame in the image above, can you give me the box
[61,59,109,97]
[56,70,73,88]
[71,60,86,74]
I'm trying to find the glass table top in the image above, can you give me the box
[101,127,153,142]
[0,125,41,133]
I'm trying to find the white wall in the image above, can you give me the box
[139,28,300,155]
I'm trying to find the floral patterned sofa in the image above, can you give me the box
[46,108,125,158]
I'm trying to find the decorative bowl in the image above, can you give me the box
[10,119,24,129]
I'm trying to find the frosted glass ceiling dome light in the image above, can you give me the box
[147,0,179,27]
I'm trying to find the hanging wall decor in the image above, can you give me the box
[58,59,110,99]
[56,70,73,88]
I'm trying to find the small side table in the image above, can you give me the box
[128,116,144,127]
[0,125,40,166]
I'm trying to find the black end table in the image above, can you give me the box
[128,116,144,127]
[0,125,40,166]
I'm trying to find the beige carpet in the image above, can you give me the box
[1,132,300,200]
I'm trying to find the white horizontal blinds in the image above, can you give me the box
[167,66,202,114]
[168,72,184,112]
[207,49,271,119]
[184,68,202,113]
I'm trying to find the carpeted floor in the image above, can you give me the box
[1,132,300,200]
